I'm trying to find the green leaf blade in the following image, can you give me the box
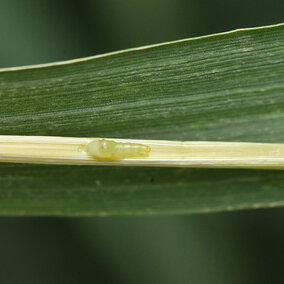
[0,24,284,215]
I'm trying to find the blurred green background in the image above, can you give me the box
[0,1,283,283]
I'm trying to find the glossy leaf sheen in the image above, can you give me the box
[0,24,283,215]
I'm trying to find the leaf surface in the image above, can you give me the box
[0,24,283,215]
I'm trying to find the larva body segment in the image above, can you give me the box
[86,139,151,160]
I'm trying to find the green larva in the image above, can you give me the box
[86,139,151,160]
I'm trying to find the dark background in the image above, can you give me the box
[0,1,283,283]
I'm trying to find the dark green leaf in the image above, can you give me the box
[0,24,283,215]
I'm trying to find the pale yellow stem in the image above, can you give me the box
[0,135,284,169]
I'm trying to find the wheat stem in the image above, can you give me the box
[0,135,283,169]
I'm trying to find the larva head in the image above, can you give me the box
[144,145,151,154]
[86,139,114,159]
